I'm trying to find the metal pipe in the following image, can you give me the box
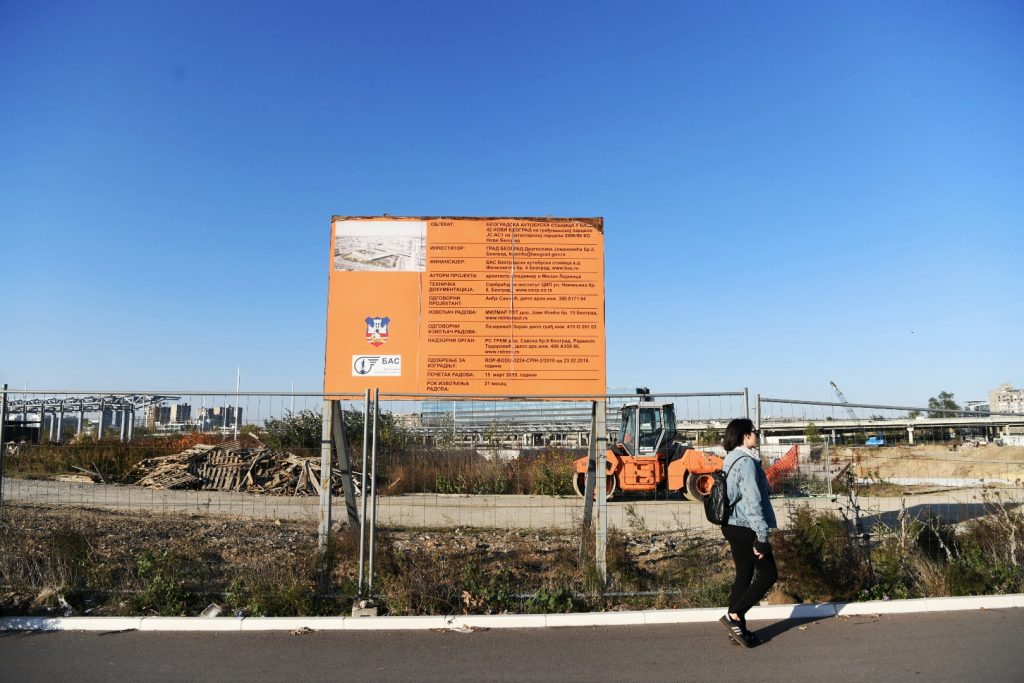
[368,388,380,595]
[318,399,333,549]
[758,396,1021,417]
[0,384,8,511]
[595,399,608,584]
[825,440,832,497]
[357,389,370,595]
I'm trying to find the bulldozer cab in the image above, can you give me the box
[619,402,677,457]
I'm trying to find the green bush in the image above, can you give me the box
[525,587,579,613]
[773,504,865,602]
[460,559,517,614]
[130,549,211,615]
[530,449,575,496]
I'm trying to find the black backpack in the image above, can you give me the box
[703,455,752,526]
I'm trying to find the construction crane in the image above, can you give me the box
[830,381,859,421]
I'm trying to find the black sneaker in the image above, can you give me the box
[720,615,752,648]
[742,628,763,647]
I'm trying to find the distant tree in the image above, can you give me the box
[908,410,922,419]
[927,391,961,418]
[697,426,720,446]
[261,407,410,461]
[262,409,322,451]
[804,422,823,444]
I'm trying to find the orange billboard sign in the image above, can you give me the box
[324,216,605,395]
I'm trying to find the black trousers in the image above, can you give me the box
[722,523,778,618]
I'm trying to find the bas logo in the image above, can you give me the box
[352,355,401,377]
[365,316,390,347]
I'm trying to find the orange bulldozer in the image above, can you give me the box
[572,394,799,501]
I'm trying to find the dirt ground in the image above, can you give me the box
[0,503,741,616]
[834,445,1024,484]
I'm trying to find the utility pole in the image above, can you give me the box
[233,366,240,439]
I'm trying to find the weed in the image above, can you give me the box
[525,587,579,613]
[773,503,865,601]
[130,548,211,615]
[530,449,575,496]
[625,505,649,533]
[460,559,517,614]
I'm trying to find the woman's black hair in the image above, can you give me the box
[722,418,755,452]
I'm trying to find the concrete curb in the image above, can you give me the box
[3,594,1021,632]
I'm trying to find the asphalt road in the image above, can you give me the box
[3,610,1022,682]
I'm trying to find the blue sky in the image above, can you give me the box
[1,0,1021,406]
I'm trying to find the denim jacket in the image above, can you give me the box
[723,446,777,543]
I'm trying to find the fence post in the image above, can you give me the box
[367,388,380,595]
[357,389,370,595]
[0,384,7,512]
[581,401,598,536]
[825,439,832,498]
[595,398,608,584]
[744,387,750,419]
[318,398,333,549]
[331,401,360,530]
[755,393,761,432]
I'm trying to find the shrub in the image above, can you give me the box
[525,587,579,613]
[129,548,213,615]
[773,503,865,601]
[530,448,575,496]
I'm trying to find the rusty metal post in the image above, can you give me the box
[318,398,333,549]
[744,387,750,419]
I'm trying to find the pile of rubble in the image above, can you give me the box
[127,441,353,496]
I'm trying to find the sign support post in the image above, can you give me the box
[580,399,608,584]
[318,398,333,549]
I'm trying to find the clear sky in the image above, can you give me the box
[1,0,1021,407]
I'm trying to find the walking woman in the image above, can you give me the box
[719,418,778,647]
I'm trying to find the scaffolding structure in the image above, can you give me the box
[2,394,180,443]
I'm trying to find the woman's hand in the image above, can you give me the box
[753,540,771,559]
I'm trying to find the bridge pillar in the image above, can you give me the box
[56,408,64,444]
[907,425,915,445]
[78,407,84,436]
[97,403,105,439]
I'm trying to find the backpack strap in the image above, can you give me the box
[723,453,756,504]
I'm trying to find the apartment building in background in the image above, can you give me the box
[989,384,1024,414]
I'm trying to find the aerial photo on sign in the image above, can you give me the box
[323,216,606,396]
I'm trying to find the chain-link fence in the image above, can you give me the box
[3,387,1023,616]
[755,395,1024,525]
